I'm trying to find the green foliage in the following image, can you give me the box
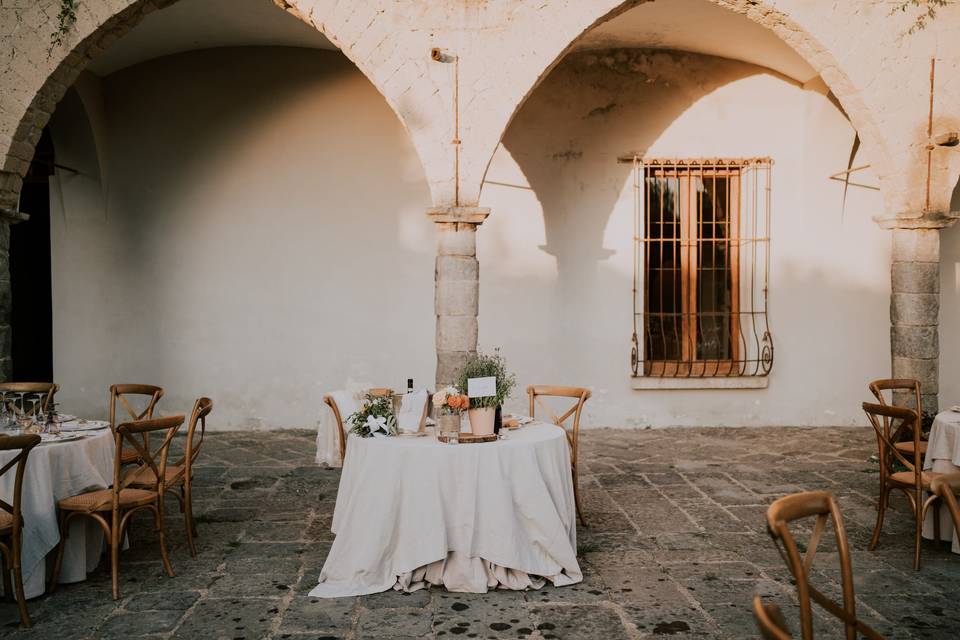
[893,0,954,34]
[347,393,397,438]
[456,348,516,409]
[51,0,79,48]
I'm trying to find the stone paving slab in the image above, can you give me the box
[3,427,960,638]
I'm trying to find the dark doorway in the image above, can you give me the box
[11,128,54,381]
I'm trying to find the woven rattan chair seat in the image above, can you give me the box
[890,470,941,489]
[58,488,156,512]
[0,510,12,533]
[121,447,141,464]
[126,464,185,488]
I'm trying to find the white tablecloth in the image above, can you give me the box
[310,423,582,597]
[0,428,114,598]
[922,410,960,553]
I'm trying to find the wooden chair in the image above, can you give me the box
[930,472,960,550]
[527,385,591,526]
[0,434,41,628]
[863,401,941,570]
[324,388,394,465]
[51,414,184,600]
[764,490,884,640]
[128,397,212,557]
[868,378,927,458]
[110,384,164,467]
[752,594,792,640]
[0,382,58,417]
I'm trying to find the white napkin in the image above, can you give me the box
[397,389,428,433]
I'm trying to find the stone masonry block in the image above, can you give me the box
[892,229,939,264]
[435,280,478,317]
[435,255,478,282]
[437,228,477,257]
[436,350,473,388]
[892,357,939,394]
[891,261,939,294]
[436,315,478,353]
[891,326,938,359]
[890,293,939,327]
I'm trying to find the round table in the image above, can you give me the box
[310,422,582,597]
[922,410,960,553]
[0,427,114,598]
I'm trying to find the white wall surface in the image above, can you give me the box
[48,47,434,428]
[479,50,890,427]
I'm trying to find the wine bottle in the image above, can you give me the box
[407,378,414,394]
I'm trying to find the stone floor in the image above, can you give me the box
[3,427,960,639]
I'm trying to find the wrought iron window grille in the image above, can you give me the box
[618,157,774,378]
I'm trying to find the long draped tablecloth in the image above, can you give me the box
[310,423,582,597]
[0,429,114,598]
[923,410,960,553]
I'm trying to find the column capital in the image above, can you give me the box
[426,206,490,228]
[875,210,959,230]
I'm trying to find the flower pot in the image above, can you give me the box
[468,407,496,436]
[437,413,461,436]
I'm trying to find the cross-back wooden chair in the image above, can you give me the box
[325,388,394,465]
[862,401,941,570]
[527,385,591,526]
[0,382,58,417]
[110,384,164,467]
[765,491,884,640]
[0,434,41,628]
[930,472,960,551]
[752,594,792,640]
[51,414,184,600]
[868,378,927,459]
[129,397,212,558]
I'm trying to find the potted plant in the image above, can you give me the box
[456,349,516,436]
[432,386,469,436]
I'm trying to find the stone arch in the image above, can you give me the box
[0,0,427,212]
[473,0,893,207]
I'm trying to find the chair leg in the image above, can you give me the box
[0,545,12,603]
[48,512,70,593]
[110,524,121,601]
[11,552,31,628]
[933,500,942,544]
[914,489,923,571]
[183,485,198,558]
[572,468,587,528]
[156,503,175,578]
[869,486,889,551]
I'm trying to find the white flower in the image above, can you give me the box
[366,415,390,437]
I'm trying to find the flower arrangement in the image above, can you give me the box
[432,386,470,415]
[347,393,398,438]
[456,348,517,410]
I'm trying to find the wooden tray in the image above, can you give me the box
[437,432,497,444]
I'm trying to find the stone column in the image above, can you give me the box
[428,206,489,388]
[0,203,27,382]
[890,228,940,415]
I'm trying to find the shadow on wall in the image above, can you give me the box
[499,50,773,289]
[47,47,434,427]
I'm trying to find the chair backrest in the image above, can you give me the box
[527,385,591,462]
[0,382,59,416]
[110,384,164,428]
[180,397,212,472]
[367,388,393,398]
[324,395,347,463]
[869,378,921,414]
[931,473,960,539]
[765,491,883,640]
[751,594,792,640]
[862,401,922,484]
[115,415,184,501]
[0,434,41,532]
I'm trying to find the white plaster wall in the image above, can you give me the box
[48,47,434,428]
[942,220,960,408]
[479,50,890,427]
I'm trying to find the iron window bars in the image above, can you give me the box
[620,157,773,378]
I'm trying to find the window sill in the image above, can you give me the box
[631,376,769,390]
